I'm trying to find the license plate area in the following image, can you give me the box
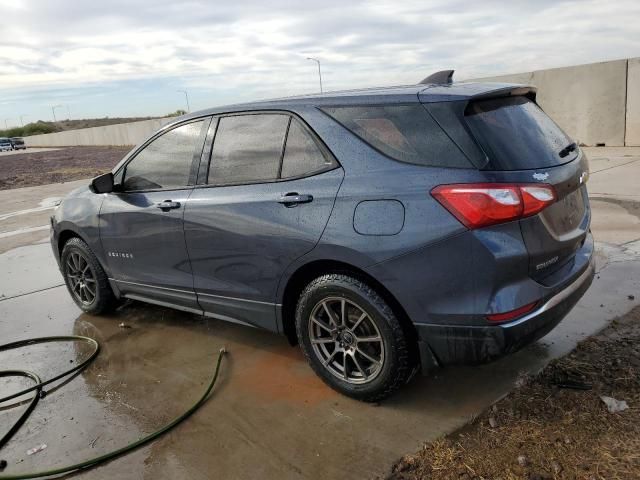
[540,187,586,236]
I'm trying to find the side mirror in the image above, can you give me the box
[91,172,114,194]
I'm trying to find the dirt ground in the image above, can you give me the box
[0,146,130,190]
[389,305,640,480]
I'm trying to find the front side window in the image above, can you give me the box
[281,119,334,178]
[122,120,204,191]
[208,114,289,185]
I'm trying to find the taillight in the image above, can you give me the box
[487,301,538,323]
[431,183,556,229]
[520,185,556,217]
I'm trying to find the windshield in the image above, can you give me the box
[465,96,577,171]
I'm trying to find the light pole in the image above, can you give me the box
[4,119,12,130]
[306,57,323,94]
[51,104,64,122]
[177,90,190,113]
[20,115,28,127]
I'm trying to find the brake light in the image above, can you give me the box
[487,301,538,323]
[520,185,556,217]
[431,183,556,229]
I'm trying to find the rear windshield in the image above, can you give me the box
[322,105,472,168]
[465,96,576,171]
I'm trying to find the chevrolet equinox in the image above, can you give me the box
[51,72,594,401]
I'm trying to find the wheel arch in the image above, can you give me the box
[56,227,112,279]
[280,259,419,360]
[57,229,84,257]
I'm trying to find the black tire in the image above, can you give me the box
[295,274,413,402]
[61,237,117,314]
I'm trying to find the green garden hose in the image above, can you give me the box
[0,335,226,479]
[0,370,41,452]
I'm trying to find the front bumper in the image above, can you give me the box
[50,219,62,270]
[416,255,595,370]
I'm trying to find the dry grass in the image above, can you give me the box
[389,306,640,480]
[0,146,130,189]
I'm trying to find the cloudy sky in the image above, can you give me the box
[1,0,639,124]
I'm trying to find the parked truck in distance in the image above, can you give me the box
[0,138,13,152]
[10,137,26,150]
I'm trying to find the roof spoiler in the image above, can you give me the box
[470,85,537,102]
[419,70,454,85]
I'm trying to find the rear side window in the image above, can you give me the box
[123,120,204,191]
[281,119,335,178]
[208,114,289,184]
[321,105,471,168]
[465,96,576,171]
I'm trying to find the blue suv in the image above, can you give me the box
[51,73,594,400]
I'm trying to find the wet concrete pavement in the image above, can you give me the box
[1,147,639,479]
[0,179,88,254]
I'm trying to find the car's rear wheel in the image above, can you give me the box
[295,274,413,402]
[61,237,117,314]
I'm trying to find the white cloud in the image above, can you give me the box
[0,0,639,118]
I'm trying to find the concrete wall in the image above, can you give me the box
[626,58,640,146]
[471,59,630,146]
[23,57,639,148]
[25,117,173,147]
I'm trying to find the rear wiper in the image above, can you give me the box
[558,142,577,158]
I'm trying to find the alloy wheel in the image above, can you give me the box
[65,251,97,306]
[308,296,385,384]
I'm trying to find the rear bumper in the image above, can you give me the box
[416,254,595,369]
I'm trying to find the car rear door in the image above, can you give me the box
[430,94,591,285]
[100,117,209,312]
[184,112,343,331]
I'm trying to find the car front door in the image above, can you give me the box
[184,113,343,331]
[100,118,209,313]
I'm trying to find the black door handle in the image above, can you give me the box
[156,200,181,211]
[278,193,313,207]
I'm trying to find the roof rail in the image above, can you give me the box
[419,70,454,85]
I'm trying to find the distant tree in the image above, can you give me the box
[167,109,187,117]
[0,121,59,138]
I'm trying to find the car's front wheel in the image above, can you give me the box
[61,237,117,314]
[295,274,413,402]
